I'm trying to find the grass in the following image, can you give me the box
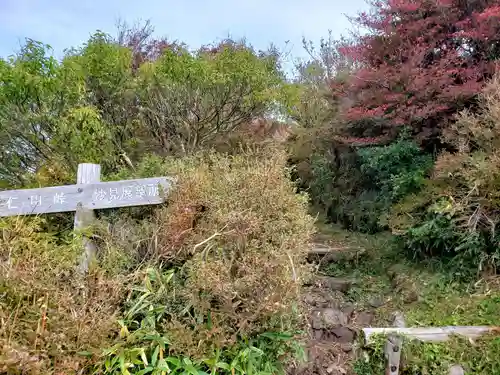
[314,221,500,374]
[96,267,305,375]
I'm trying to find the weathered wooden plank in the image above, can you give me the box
[308,246,348,254]
[75,164,100,275]
[364,326,494,344]
[0,177,175,217]
[385,312,405,375]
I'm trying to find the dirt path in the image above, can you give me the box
[289,225,399,375]
[290,222,500,375]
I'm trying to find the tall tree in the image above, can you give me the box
[334,0,500,144]
[137,39,292,154]
[291,32,357,128]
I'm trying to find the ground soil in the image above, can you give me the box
[289,235,382,375]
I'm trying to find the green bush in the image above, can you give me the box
[336,190,391,234]
[389,75,500,277]
[357,135,433,200]
[0,31,294,187]
[97,267,305,375]
[290,129,432,233]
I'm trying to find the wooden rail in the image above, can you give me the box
[362,317,499,374]
[363,325,496,344]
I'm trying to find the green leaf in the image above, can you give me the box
[136,368,154,375]
[119,355,126,371]
[206,310,212,330]
[259,332,293,340]
[156,358,171,371]
[152,345,160,366]
[140,348,149,366]
[215,362,230,370]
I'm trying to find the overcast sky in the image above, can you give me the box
[0,0,368,72]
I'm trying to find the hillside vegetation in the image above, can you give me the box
[1,1,500,374]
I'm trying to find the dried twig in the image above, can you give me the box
[192,225,233,253]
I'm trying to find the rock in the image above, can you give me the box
[392,311,406,328]
[302,290,333,307]
[323,308,348,326]
[315,276,354,292]
[368,296,385,308]
[449,365,465,375]
[342,303,355,318]
[311,308,348,329]
[356,311,374,326]
[330,327,355,343]
[387,264,406,280]
[326,364,347,374]
[403,289,419,303]
[311,312,323,330]
[313,329,323,340]
[303,293,317,305]
[340,343,353,352]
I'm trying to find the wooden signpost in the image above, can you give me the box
[0,163,175,273]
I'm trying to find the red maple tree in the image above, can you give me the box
[334,0,500,143]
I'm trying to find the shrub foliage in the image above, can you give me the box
[390,74,500,275]
[334,0,500,143]
[0,148,314,374]
[0,31,293,186]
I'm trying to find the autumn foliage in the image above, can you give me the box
[335,0,500,143]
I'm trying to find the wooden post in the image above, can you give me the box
[385,311,406,375]
[0,164,174,275]
[75,163,101,275]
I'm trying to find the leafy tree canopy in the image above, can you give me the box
[0,26,295,187]
[334,0,500,142]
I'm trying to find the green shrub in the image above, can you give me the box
[287,120,432,233]
[304,133,432,233]
[97,267,305,375]
[324,135,432,233]
[336,190,391,234]
[389,75,500,277]
[0,32,294,187]
[357,134,433,200]
[308,154,338,210]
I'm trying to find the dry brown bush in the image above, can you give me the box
[209,117,293,155]
[387,72,500,273]
[0,217,127,374]
[433,72,500,229]
[0,146,315,371]
[146,147,315,356]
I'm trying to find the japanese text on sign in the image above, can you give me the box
[93,184,159,203]
[0,192,68,210]
[0,177,173,217]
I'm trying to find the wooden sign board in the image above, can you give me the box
[0,177,175,217]
[0,163,176,275]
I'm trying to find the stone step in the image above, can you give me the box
[304,276,357,292]
[307,243,365,262]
